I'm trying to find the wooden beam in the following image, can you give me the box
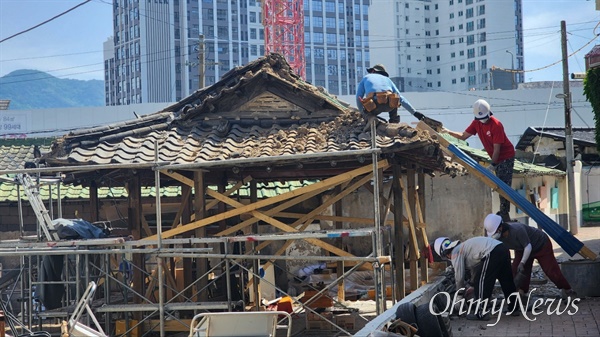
[392,165,405,300]
[205,188,356,257]
[244,173,377,288]
[273,212,395,225]
[399,174,419,291]
[90,180,99,222]
[415,172,429,285]
[144,160,389,240]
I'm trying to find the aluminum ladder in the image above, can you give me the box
[15,173,58,241]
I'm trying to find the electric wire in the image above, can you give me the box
[0,0,93,44]
[532,81,555,163]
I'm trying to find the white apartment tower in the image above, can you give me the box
[369,0,523,92]
[104,0,370,105]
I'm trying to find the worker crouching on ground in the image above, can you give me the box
[483,213,577,300]
[433,236,518,321]
[355,64,417,124]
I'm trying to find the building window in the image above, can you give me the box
[478,18,486,29]
[466,8,473,18]
[466,21,474,32]
[479,32,486,42]
[313,16,323,27]
[478,5,485,15]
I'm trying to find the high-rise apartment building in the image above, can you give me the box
[369,0,523,92]
[104,0,370,105]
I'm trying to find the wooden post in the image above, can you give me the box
[218,173,227,231]
[181,184,194,301]
[89,180,99,222]
[406,169,419,290]
[392,165,405,299]
[417,171,429,284]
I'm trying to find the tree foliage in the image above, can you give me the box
[583,67,600,152]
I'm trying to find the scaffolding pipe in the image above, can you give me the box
[370,118,385,315]
[154,141,166,337]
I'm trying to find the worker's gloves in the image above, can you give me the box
[517,262,525,275]
[486,163,496,173]
[413,111,425,121]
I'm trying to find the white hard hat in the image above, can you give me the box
[433,237,460,257]
[473,99,492,120]
[484,213,502,237]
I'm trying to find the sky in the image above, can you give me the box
[0,0,599,83]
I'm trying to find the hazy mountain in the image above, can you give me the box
[0,70,104,110]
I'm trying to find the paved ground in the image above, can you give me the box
[452,226,600,337]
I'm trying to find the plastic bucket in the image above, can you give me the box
[560,258,600,297]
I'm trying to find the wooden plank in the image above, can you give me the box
[245,173,377,289]
[392,165,405,300]
[216,184,329,237]
[274,212,395,225]
[415,172,429,285]
[399,175,419,291]
[249,173,374,257]
[161,171,252,215]
[216,161,388,237]
[205,188,356,258]
[144,160,388,241]
[169,185,192,228]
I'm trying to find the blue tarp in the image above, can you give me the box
[52,218,108,240]
[447,143,584,257]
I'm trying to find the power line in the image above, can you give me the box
[0,0,93,44]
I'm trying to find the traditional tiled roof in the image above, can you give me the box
[42,53,459,182]
[515,126,597,150]
[0,144,51,171]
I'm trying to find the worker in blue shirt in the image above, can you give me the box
[356,64,417,123]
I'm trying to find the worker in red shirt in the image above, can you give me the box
[443,99,515,222]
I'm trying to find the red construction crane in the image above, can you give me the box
[263,0,305,78]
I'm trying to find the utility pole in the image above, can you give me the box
[560,21,578,235]
[198,34,205,90]
[506,50,515,89]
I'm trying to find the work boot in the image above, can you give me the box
[389,116,400,123]
[561,289,577,300]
